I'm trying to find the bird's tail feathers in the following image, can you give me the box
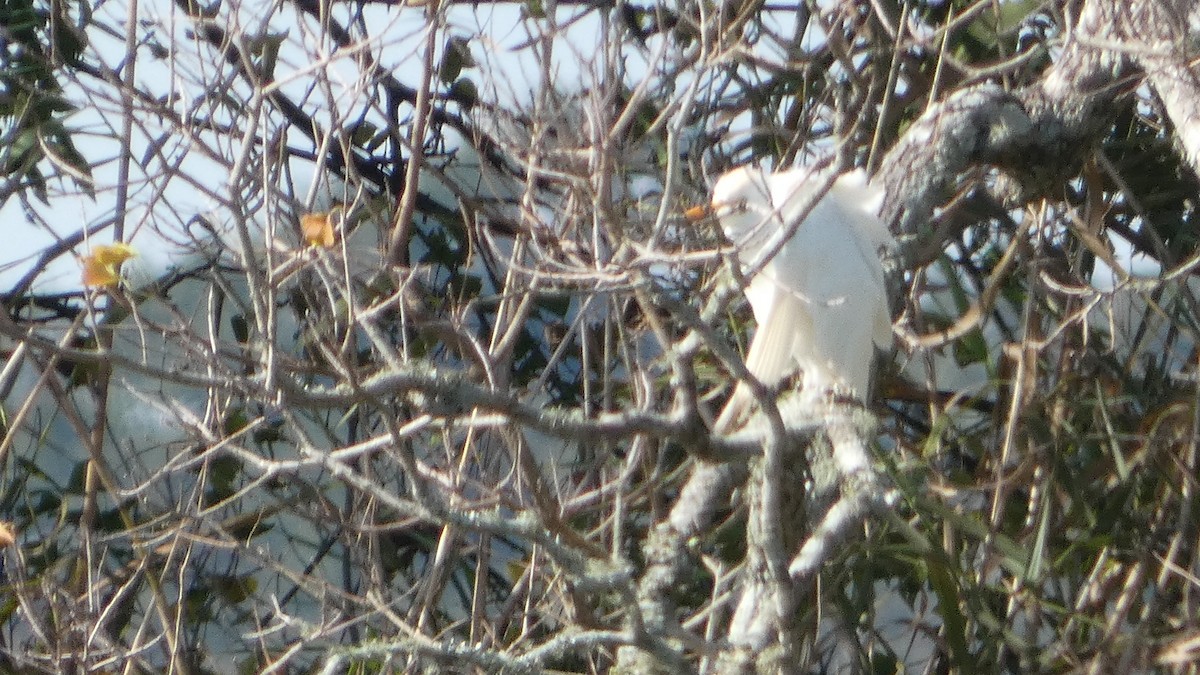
[713,290,803,433]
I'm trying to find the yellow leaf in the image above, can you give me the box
[82,256,120,287]
[81,243,137,288]
[300,212,335,248]
[91,242,137,266]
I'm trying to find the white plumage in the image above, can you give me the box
[706,166,894,431]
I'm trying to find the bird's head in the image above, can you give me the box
[685,167,776,250]
[709,167,768,216]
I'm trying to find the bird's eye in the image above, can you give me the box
[712,197,751,219]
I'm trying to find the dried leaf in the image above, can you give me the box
[0,521,16,548]
[300,212,335,248]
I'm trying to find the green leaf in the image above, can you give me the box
[925,555,971,669]
[212,455,242,485]
[438,36,474,84]
[523,0,545,20]
[448,78,478,111]
[249,32,287,81]
[211,573,258,604]
[66,460,89,494]
[230,313,250,343]
[953,328,988,367]
[45,125,94,197]
[50,6,88,64]
[2,127,40,174]
[223,510,275,540]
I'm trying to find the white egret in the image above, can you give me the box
[696,166,895,431]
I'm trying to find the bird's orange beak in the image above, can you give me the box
[684,203,712,222]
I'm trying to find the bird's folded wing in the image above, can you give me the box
[829,194,894,351]
[713,282,802,433]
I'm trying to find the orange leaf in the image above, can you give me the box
[300,212,335,248]
[683,204,711,222]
